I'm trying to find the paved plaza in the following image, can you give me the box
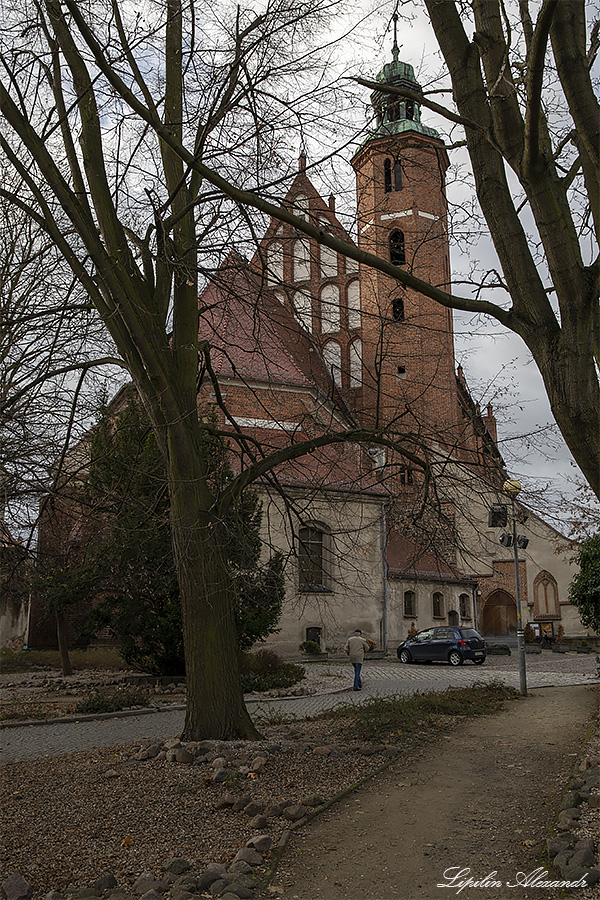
[1,653,597,763]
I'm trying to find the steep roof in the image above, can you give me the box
[198,251,355,424]
[386,530,475,584]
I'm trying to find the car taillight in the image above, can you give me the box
[459,639,469,647]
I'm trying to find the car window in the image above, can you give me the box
[460,629,481,639]
[415,629,434,642]
[435,629,454,639]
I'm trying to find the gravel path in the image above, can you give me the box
[1,656,598,900]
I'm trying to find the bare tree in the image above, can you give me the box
[0,0,596,739]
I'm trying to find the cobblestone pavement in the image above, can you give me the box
[1,653,597,763]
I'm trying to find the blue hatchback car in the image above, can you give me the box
[397,626,487,666]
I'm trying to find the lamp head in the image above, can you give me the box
[503,478,522,498]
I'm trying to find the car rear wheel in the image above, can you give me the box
[473,658,485,665]
[448,650,463,666]
[399,649,412,664]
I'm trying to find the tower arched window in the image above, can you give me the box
[392,296,404,321]
[405,100,414,120]
[320,284,340,333]
[322,341,342,386]
[384,159,392,193]
[347,280,361,329]
[390,229,406,265]
[394,160,402,191]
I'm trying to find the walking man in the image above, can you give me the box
[345,629,370,691]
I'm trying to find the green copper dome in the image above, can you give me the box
[367,39,440,141]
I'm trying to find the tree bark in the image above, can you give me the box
[55,608,73,677]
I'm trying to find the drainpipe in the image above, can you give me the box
[472,585,479,633]
[381,502,389,653]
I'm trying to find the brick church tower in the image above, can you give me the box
[352,34,460,447]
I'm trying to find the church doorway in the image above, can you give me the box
[482,591,517,636]
[448,610,459,626]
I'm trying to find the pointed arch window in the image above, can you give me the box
[322,341,342,386]
[533,571,560,620]
[347,280,361,329]
[320,284,340,333]
[390,229,406,265]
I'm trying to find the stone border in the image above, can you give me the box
[254,747,404,894]
[544,714,600,888]
[0,705,186,729]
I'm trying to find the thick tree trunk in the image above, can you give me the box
[166,423,261,741]
[55,608,73,676]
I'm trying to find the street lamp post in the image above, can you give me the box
[504,479,528,697]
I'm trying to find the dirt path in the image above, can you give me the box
[263,686,599,900]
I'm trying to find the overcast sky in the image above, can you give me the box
[331,0,599,528]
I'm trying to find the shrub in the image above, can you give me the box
[241,663,305,693]
[299,640,322,654]
[73,687,151,714]
[239,648,283,676]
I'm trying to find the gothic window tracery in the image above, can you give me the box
[533,571,560,620]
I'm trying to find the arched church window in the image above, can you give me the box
[459,593,471,619]
[293,239,311,281]
[320,284,340,333]
[432,591,444,618]
[320,244,338,279]
[392,296,404,321]
[384,159,392,193]
[267,243,283,286]
[299,523,331,591]
[292,290,312,332]
[347,280,361,329]
[390,229,405,265]
[404,590,416,617]
[349,339,362,387]
[533,571,560,619]
[293,194,310,221]
[322,341,342,386]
